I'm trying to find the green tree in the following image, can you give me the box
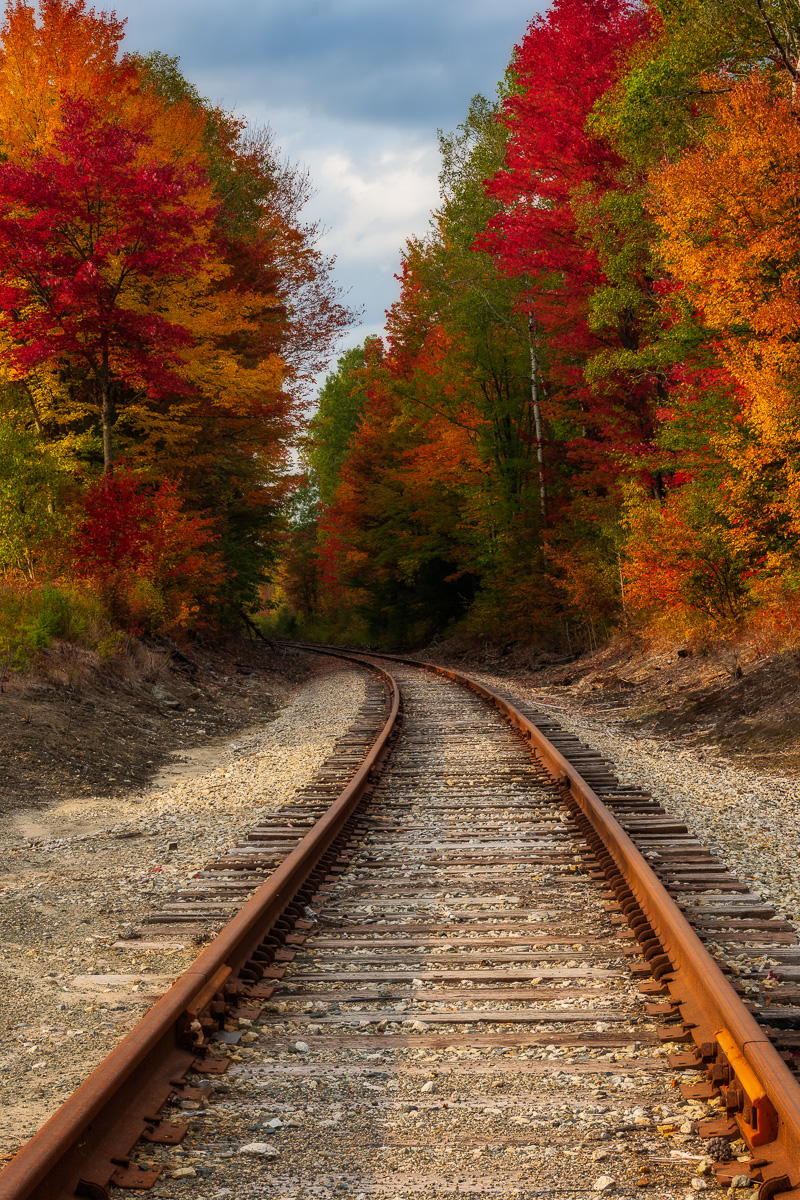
[0,398,73,578]
[306,342,373,505]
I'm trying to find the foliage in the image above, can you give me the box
[0,0,355,650]
[278,0,800,652]
[306,344,371,506]
[8,0,800,655]
[0,399,74,578]
[622,484,752,633]
[0,579,113,668]
[75,468,223,634]
[0,96,216,472]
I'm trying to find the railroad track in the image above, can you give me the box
[1,647,799,1199]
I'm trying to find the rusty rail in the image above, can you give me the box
[425,662,800,1199]
[0,657,401,1200]
[289,642,800,1199]
[8,631,800,1200]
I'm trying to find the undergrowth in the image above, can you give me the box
[259,604,374,648]
[0,580,119,670]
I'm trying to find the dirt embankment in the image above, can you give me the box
[0,637,316,815]
[6,628,798,807]
[423,635,800,774]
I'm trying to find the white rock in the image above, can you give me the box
[239,1142,279,1158]
[691,1180,708,1192]
[593,1178,615,1194]
[293,1041,309,1053]
[420,1081,435,1093]
[264,1117,283,1129]
[170,1166,197,1178]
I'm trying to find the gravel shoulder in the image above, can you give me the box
[470,668,800,933]
[0,655,366,1160]
[140,664,699,1200]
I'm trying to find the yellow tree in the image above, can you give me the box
[653,74,800,449]
[651,71,800,622]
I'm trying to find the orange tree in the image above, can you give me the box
[648,72,800,625]
[0,0,352,623]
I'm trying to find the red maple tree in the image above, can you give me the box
[0,96,217,471]
[480,0,655,489]
[76,467,223,632]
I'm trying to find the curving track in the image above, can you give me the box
[0,647,799,1200]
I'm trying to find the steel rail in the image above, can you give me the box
[0,657,401,1200]
[288,642,800,1199]
[426,662,800,1199]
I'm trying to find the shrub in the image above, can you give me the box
[0,580,111,669]
[74,468,224,635]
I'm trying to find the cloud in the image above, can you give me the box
[310,134,439,262]
[101,0,541,373]
[288,124,441,355]
[316,139,440,348]
[114,0,535,127]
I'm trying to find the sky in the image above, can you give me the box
[105,0,540,381]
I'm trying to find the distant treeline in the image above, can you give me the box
[274,0,800,652]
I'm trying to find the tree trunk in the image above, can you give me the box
[527,314,547,526]
[22,383,43,434]
[100,352,114,474]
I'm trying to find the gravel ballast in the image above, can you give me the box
[474,670,800,929]
[135,665,719,1200]
[0,657,365,1159]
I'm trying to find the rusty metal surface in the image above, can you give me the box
[412,658,800,1199]
[287,643,800,1197]
[0,659,400,1200]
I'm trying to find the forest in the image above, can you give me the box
[4,0,800,660]
[273,0,800,653]
[0,0,351,664]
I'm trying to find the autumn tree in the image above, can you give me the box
[0,391,73,578]
[75,469,223,632]
[0,0,353,630]
[641,73,800,615]
[291,0,800,650]
[481,0,658,490]
[306,343,372,506]
[428,95,547,523]
[0,97,216,474]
